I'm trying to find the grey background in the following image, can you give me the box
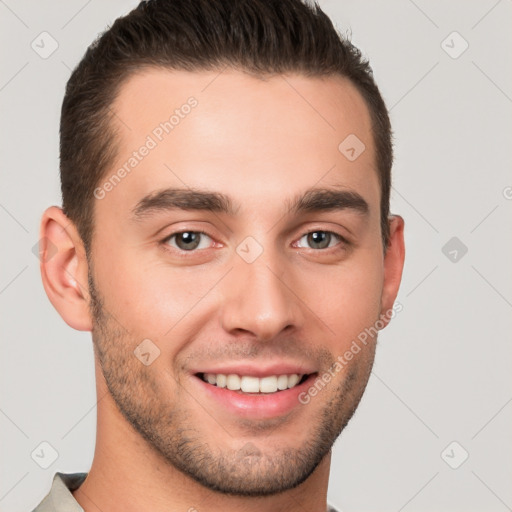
[1,1,511,511]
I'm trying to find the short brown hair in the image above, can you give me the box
[60,0,392,252]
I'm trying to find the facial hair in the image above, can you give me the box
[87,267,376,496]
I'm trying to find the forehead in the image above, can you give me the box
[102,67,378,218]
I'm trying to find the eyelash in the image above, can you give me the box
[160,229,350,257]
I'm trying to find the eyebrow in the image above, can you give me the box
[131,186,369,220]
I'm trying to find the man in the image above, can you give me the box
[34,0,405,511]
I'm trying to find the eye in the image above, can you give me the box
[164,231,214,251]
[296,230,345,250]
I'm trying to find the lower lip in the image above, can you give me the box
[191,374,317,419]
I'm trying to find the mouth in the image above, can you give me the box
[196,372,311,394]
[190,370,318,419]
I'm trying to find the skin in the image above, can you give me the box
[40,68,405,512]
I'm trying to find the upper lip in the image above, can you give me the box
[191,362,316,378]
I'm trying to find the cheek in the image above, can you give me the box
[311,256,383,347]
[93,245,216,340]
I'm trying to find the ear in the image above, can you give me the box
[38,206,93,331]
[379,215,405,328]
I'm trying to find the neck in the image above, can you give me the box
[72,370,332,512]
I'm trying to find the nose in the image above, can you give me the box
[219,248,303,341]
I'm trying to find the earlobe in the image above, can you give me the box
[39,206,93,331]
[379,215,405,328]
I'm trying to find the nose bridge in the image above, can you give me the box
[220,241,302,340]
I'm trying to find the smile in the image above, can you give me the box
[191,369,318,419]
[198,372,309,394]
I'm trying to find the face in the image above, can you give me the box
[86,68,396,495]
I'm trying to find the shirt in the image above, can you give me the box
[32,472,341,512]
[32,473,86,512]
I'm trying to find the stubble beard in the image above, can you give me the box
[87,269,375,496]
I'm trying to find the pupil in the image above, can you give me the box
[309,231,329,249]
[178,232,199,250]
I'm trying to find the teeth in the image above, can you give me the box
[201,373,305,393]
[226,374,241,390]
[287,374,300,388]
[277,374,288,390]
[216,374,227,388]
[260,376,278,393]
[241,376,260,393]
